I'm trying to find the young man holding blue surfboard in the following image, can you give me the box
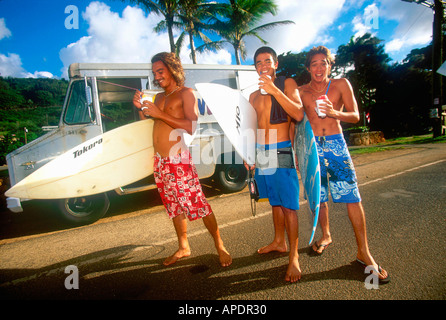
[248,46,304,283]
[298,46,390,284]
[132,52,232,268]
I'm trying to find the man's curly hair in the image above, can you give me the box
[151,52,185,88]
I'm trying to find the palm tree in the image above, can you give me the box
[155,0,222,63]
[123,0,180,53]
[122,0,219,63]
[179,1,223,63]
[196,0,294,64]
[335,33,390,114]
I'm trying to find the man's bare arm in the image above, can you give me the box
[143,88,198,135]
[323,78,360,124]
[269,78,304,122]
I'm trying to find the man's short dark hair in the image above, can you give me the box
[253,46,278,64]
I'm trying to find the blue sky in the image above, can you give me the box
[0,0,434,79]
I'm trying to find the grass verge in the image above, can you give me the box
[349,134,446,155]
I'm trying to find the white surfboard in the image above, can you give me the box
[195,83,257,165]
[5,119,155,199]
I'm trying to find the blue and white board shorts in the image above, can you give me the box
[316,134,361,203]
[255,140,300,210]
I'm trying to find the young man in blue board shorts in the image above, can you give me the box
[255,140,300,211]
[317,134,361,204]
[298,46,390,284]
[247,46,304,282]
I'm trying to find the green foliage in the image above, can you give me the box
[344,126,370,133]
[0,77,68,109]
[277,51,310,86]
[277,33,433,138]
[101,102,135,131]
[0,133,24,165]
[0,79,26,109]
[0,77,66,164]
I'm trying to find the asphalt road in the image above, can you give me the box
[0,143,445,307]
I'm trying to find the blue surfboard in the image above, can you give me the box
[294,114,321,244]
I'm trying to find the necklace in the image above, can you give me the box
[309,80,329,93]
[165,86,180,97]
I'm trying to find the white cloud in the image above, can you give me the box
[59,1,232,78]
[0,18,53,78]
[0,53,25,77]
[0,18,12,40]
[378,0,432,54]
[33,71,54,78]
[180,49,232,65]
[385,38,404,52]
[59,2,167,78]
[244,0,346,59]
[238,0,432,63]
[0,53,54,78]
[352,14,371,38]
[352,4,379,39]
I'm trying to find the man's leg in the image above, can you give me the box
[282,207,301,283]
[347,202,371,261]
[163,214,191,266]
[202,213,232,267]
[258,206,288,254]
[312,202,332,253]
[347,202,389,281]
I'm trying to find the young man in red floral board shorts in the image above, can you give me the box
[132,52,232,267]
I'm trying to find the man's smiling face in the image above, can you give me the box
[152,60,173,89]
[308,53,331,83]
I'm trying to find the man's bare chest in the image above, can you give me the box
[157,98,184,117]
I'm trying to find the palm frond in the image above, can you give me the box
[196,40,229,53]
[175,31,187,57]
[248,20,295,34]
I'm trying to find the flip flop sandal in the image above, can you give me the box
[311,242,331,255]
[356,259,391,284]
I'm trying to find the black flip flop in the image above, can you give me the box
[356,259,391,284]
[311,242,331,255]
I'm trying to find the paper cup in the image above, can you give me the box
[315,95,327,118]
[260,75,271,95]
[140,90,154,104]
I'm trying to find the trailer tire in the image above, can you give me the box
[214,163,248,193]
[57,193,110,226]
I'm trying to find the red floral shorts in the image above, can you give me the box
[154,151,212,221]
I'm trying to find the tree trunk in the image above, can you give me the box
[189,30,197,64]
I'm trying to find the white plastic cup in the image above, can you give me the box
[140,90,154,104]
[315,95,327,118]
[260,74,271,95]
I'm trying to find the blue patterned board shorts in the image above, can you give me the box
[316,134,361,203]
[255,140,300,210]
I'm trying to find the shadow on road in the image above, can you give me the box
[0,179,226,242]
[0,244,366,300]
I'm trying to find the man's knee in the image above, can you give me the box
[281,206,298,216]
[346,201,364,215]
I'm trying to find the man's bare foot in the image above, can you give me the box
[217,246,232,267]
[163,248,191,266]
[285,257,302,283]
[257,241,287,254]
